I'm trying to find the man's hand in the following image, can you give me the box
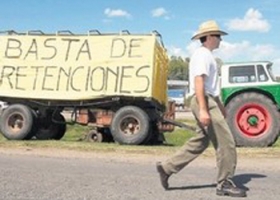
[199,109,211,127]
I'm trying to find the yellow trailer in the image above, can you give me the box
[0,30,174,144]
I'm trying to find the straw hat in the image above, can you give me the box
[191,20,228,40]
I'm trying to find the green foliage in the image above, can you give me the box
[275,76,280,82]
[62,124,91,141]
[184,95,192,108]
[168,56,189,80]
[164,128,196,146]
[167,56,224,80]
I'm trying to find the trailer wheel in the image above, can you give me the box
[35,113,66,140]
[52,114,66,140]
[97,128,114,142]
[0,104,34,140]
[85,130,103,142]
[110,106,150,145]
[143,123,165,145]
[226,92,280,147]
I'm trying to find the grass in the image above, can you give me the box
[0,121,280,157]
[164,119,197,146]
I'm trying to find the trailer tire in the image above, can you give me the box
[143,123,164,145]
[52,114,67,140]
[85,130,103,142]
[226,92,280,147]
[0,104,34,140]
[35,113,66,140]
[110,106,150,145]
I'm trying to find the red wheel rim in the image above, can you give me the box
[235,103,271,137]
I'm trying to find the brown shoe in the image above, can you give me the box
[156,162,170,190]
[216,180,247,197]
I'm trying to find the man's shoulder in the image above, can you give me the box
[194,46,211,54]
[191,47,211,60]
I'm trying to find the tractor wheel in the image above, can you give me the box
[110,106,150,145]
[0,104,35,140]
[226,92,280,147]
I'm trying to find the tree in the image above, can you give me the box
[215,57,223,76]
[168,56,223,80]
[168,56,189,80]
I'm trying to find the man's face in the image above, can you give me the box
[208,34,222,49]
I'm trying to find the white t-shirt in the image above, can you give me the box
[189,46,220,97]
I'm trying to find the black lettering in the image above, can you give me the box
[76,40,91,61]
[106,67,119,92]
[42,38,57,60]
[111,38,126,58]
[5,39,22,58]
[0,65,16,89]
[42,66,56,91]
[24,39,38,60]
[129,39,142,58]
[90,67,105,91]
[57,66,71,91]
[0,64,150,94]
[15,66,27,90]
[62,38,80,61]
[134,65,150,93]
[120,66,133,93]
[31,66,44,90]
[85,66,91,91]
[70,66,84,91]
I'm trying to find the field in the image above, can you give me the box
[0,120,280,158]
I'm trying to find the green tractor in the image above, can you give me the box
[221,61,280,147]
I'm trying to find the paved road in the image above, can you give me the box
[0,148,280,200]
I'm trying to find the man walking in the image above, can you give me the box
[156,20,246,198]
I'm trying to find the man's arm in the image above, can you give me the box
[194,75,211,127]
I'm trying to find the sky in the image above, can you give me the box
[1,0,280,74]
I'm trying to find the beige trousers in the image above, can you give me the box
[162,95,237,184]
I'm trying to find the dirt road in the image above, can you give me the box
[0,148,279,200]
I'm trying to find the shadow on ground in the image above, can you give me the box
[167,173,266,191]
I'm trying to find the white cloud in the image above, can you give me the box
[217,40,277,61]
[216,41,251,60]
[185,42,199,56]
[214,41,280,74]
[227,8,270,32]
[271,58,280,75]
[168,40,280,74]
[151,7,168,18]
[166,42,198,58]
[104,8,131,18]
[169,40,278,62]
[167,46,185,57]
